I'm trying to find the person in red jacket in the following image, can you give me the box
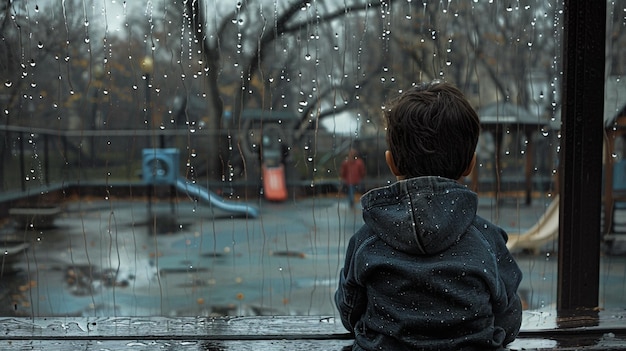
[340,148,366,208]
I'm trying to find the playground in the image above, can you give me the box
[2,182,626,318]
[1,132,625,350]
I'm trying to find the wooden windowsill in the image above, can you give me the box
[1,310,625,350]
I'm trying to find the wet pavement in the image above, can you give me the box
[1,192,625,321]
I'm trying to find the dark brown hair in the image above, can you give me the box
[384,81,480,180]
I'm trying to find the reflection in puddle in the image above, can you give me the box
[159,267,210,275]
[269,250,307,258]
[65,265,132,296]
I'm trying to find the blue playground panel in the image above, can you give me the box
[142,148,181,185]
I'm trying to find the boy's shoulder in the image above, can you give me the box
[351,223,380,245]
[472,215,508,238]
[463,215,510,251]
[348,222,396,257]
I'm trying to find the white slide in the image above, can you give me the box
[506,196,559,254]
[175,177,259,218]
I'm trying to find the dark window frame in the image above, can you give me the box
[557,0,605,313]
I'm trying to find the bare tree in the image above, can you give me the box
[607,0,626,77]
[169,0,407,183]
[0,0,575,186]
[0,0,109,184]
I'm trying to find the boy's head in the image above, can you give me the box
[384,80,480,180]
[348,148,358,159]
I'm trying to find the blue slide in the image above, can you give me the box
[175,177,259,218]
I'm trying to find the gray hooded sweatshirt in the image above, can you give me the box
[335,176,522,351]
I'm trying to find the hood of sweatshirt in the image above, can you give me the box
[360,176,478,255]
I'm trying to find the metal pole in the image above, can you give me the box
[19,132,25,192]
[91,85,98,165]
[146,73,152,148]
[44,134,49,186]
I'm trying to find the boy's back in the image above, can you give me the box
[334,81,523,351]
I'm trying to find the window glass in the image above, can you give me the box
[602,0,626,310]
[0,0,623,322]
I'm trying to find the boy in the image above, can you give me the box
[335,81,522,351]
